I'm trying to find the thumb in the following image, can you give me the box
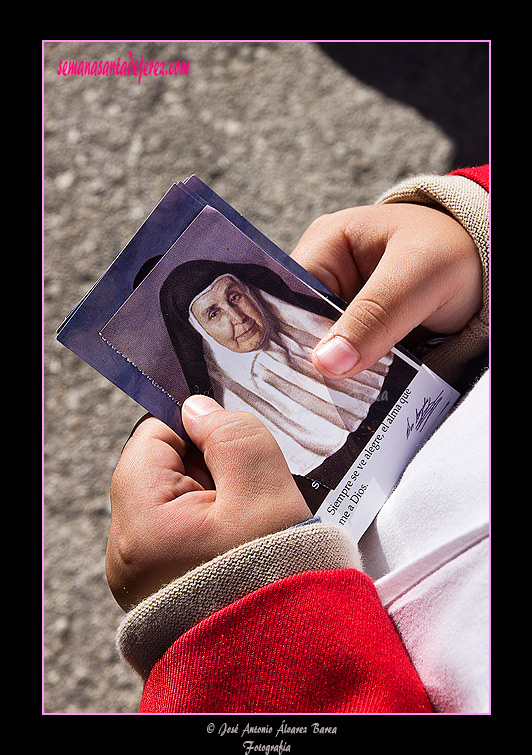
[312,252,438,379]
[181,395,304,510]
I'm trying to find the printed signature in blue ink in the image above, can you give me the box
[406,390,444,438]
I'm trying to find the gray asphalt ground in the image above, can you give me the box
[43,40,489,714]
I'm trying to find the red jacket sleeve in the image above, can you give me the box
[449,164,489,191]
[139,569,433,714]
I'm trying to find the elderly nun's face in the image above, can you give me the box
[191,275,268,353]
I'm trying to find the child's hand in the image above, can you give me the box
[291,203,483,379]
[106,396,312,610]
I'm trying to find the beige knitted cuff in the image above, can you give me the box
[378,173,490,384]
[117,521,361,679]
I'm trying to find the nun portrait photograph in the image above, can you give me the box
[158,259,415,500]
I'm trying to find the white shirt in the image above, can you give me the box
[360,370,490,713]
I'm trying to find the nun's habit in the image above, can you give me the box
[160,260,393,479]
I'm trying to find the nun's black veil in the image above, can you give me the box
[158,259,339,399]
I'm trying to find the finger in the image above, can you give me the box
[123,413,188,456]
[290,208,368,300]
[181,396,310,526]
[117,415,189,493]
[111,415,206,512]
[181,396,286,498]
[291,206,403,377]
[312,245,440,378]
[127,415,214,490]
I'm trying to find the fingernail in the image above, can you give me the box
[182,395,223,418]
[314,336,360,376]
